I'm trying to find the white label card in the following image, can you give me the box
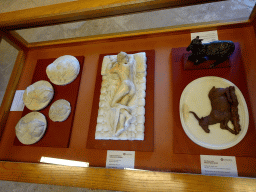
[200,155,238,177]
[106,150,135,169]
[191,30,218,43]
[10,90,25,111]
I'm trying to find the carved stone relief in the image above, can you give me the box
[95,52,147,140]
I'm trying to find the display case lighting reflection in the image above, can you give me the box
[124,168,146,171]
[40,157,89,167]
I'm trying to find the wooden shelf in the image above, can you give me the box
[1,161,256,192]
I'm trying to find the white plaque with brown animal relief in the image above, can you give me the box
[95,52,147,140]
[180,76,249,150]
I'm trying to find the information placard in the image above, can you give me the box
[106,150,135,169]
[10,90,25,111]
[200,155,238,177]
[191,30,218,43]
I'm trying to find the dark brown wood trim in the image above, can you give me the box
[249,3,256,22]
[0,30,28,51]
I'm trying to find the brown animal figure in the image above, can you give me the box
[190,86,241,135]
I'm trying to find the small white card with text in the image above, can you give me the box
[106,150,135,169]
[10,90,25,111]
[200,155,238,177]
[191,30,218,43]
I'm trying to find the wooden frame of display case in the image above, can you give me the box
[1,0,256,191]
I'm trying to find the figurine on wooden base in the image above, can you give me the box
[186,36,235,68]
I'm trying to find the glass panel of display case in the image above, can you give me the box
[0,39,19,106]
[0,0,76,13]
[15,0,255,43]
[1,1,256,191]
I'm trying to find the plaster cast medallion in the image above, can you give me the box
[15,112,47,145]
[23,80,54,111]
[46,55,80,85]
[49,99,71,122]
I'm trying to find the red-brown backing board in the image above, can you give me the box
[86,50,155,151]
[1,26,256,177]
[13,56,85,148]
[172,43,256,157]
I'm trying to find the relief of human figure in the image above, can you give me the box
[95,51,147,140]
[109,52,136,136]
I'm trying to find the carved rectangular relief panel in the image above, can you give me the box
[95,52,147,140]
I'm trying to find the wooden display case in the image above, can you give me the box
[1,1,256,191]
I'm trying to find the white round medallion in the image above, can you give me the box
[15,112,47,145]
[23,80,54,111]
[49,99,71,122]
[46,55,80,85]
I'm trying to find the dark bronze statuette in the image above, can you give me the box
[186,36,235,68]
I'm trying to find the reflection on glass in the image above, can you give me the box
[40,157,89,167]
[0,39,19,106]
[0,0,77,14]
[16,1,255,43]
